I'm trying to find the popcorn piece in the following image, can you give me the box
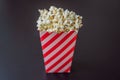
[37,6,83,32]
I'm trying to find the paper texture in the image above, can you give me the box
[40,31,78,73]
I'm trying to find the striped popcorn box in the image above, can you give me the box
[39,31,78,73]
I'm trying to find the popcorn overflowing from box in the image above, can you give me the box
[37,6,83,33]
[36,6,83,73]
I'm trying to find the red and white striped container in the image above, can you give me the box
[39,31,78,73]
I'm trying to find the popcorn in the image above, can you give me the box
[37,6,83,32]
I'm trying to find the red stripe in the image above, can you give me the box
[40,32,50,41]
[64,67,71,72]
[54,57,73,72]
[45,35,76,65]
[42,32,63,49]
[46,47,75,72]
[43,31,75,58]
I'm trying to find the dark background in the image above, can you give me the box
[0,0,120,80]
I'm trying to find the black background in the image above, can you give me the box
[0,0,120,80]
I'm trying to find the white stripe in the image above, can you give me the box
[46,51,74,72]
[45,40,76,69]
[42,33,68,53]
[44,32,76,61]
[41,32,57,45]
[58,61,72,72]
[40,31,47,38]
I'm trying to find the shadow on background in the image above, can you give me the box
[46,73,70,80]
